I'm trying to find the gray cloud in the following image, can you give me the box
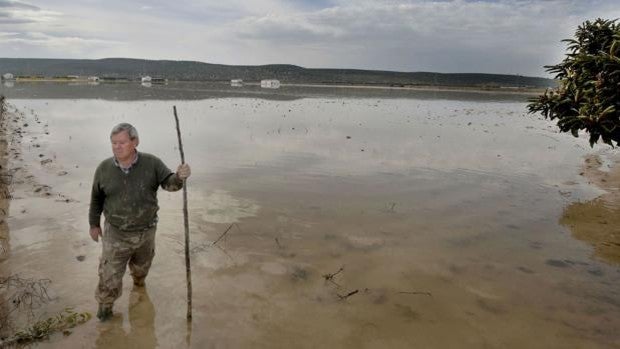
[0,31,122,60]
[1,31,120,46]
[228,0,620,75]
[0,0,39,10]
[2,0,619,76]
[0,0,119,57]
[236,1,562,43]
[0,15,34,24]
[0,0,58,24]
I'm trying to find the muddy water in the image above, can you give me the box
[1,85,619,348]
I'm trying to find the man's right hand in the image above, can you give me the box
[90,226,102,242]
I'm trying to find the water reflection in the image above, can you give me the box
[0,81,536,102]
[95,288,157,349]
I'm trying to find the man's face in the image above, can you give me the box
[111,130,138,161]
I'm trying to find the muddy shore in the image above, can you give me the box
[0,97,77,344]
[0,97,9,264]
[561,153,620,264]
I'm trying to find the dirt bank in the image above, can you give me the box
[0,97,83,345]
[0,96,12,338]
[561,154,620,264]
[0,96,10,263]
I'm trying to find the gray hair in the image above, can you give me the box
[110,123,139,141]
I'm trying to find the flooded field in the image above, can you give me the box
[0,83,619,348]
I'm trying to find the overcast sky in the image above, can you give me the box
[0,0,618,77]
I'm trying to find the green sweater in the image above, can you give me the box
[89,152,183,231]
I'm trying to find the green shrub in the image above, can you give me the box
[528,18,620,147]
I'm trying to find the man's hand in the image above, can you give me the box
[90,226,102,242]
[177,163,191,180]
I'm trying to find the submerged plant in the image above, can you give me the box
[1,308,91,346]
[528,18,620,147]
[0,275,91,346]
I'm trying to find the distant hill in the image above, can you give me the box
[0,58,554,88]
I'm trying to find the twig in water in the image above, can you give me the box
[322,267,344,282]
[0,274,53,330]
[274,237,283,249]
[337,289,359,300]
[386,202,397,213]
[398,291,432,297]
[322,266,344,288]
[214,245,236,264]
[212,223,235,246]
[190,223,240,254]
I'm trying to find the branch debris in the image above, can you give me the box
[212,223,235,246]
[190,223,241,254]
[322,266,344,287]
[337,289,359,300]
[322,267,344,282]
[0,308,91,347]
[398,291,432,297]
[0,274,53,327]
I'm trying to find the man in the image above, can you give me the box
[89,123,191,321]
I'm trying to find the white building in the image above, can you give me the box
[260,79,280,89]
[141,76,152,83]
[1,73,14,80]
[231,79,243,87]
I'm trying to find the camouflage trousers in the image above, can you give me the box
[95,221,156,305]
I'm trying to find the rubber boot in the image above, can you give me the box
[96,303,113,321]
[133,276,146,287]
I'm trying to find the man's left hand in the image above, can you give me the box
[177,163,191,180]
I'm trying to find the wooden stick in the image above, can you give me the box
[173,105,192,320]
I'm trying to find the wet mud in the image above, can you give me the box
[0,99,76,343]
[0,92,618,348]
[0,97,10,264]
[561,154,620,264]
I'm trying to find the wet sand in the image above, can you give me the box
[561,154,620,264]
[0,92,618,348]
